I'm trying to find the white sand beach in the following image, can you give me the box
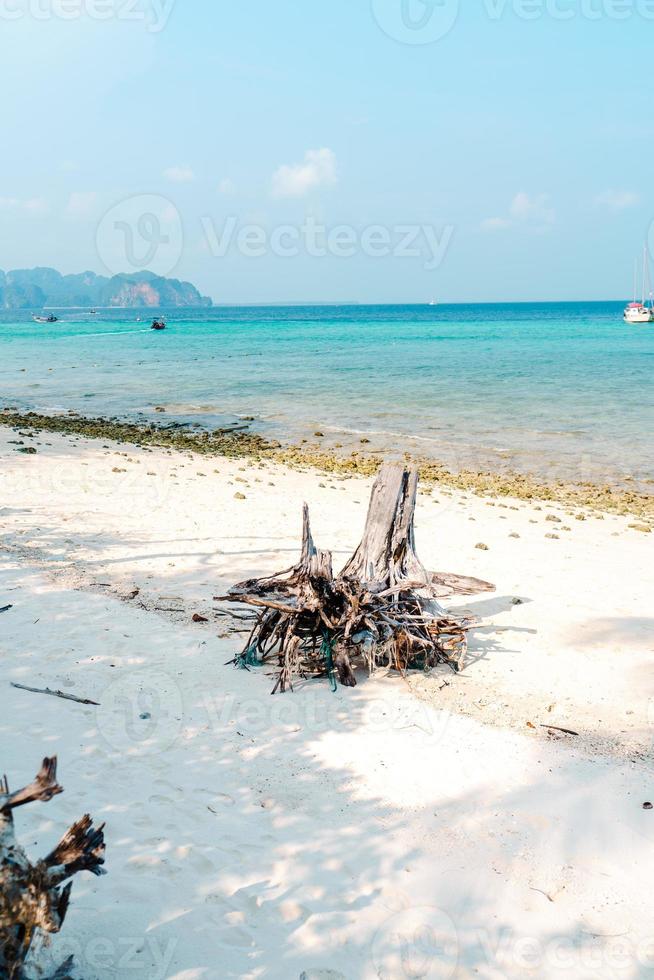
[1,426,653,979]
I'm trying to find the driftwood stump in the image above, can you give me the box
[0,757,106,980]
[221,462,493,692]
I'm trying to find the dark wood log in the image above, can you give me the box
[298,503,334,580]
[222,463,492,692]
[0,757,106,979]
[341,463,430,592]
[333,644,357,687]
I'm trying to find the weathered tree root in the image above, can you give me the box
[219,463,494,692]
[0,757,106,980]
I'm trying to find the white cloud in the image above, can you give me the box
[271,148,337,199]
[0,196,48,215]
[218,178,236,196]
[480,216,512,232]
[66,191,98,218]
[163,165,196,183]
[509,191,554,225]
[482,191,555,233]
[595,189,639,212]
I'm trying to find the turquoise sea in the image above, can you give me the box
[1,303,653,489]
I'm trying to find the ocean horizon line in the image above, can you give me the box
[8,297,633,312]
[209,298,631,308]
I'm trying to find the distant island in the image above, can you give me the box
[0,268,212,309]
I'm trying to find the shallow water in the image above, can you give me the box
[1,303,653,487]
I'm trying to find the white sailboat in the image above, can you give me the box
[624,248,654,324]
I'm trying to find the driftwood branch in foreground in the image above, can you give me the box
[221,462,494,692]
[10,683,100,707]
[0,757,106,979]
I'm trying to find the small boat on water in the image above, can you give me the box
[151,318,167,331]
[624,248,654,324]
[624,302,652,324]
[32,314,58,324]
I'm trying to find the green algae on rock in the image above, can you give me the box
[2,409,653,521]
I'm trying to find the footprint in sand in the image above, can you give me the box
[219,889,312,932]
[131,812,153,829]
[54,676,76,689]
[217,926,255,949]
[205,893,227,906]
[195,787,236,808]
[152,779,185,802]
[140,837,168,848]
[181,847,217,874]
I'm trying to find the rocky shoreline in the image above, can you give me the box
[2,408,652,524]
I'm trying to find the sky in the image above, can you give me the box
[1,0,653,304]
